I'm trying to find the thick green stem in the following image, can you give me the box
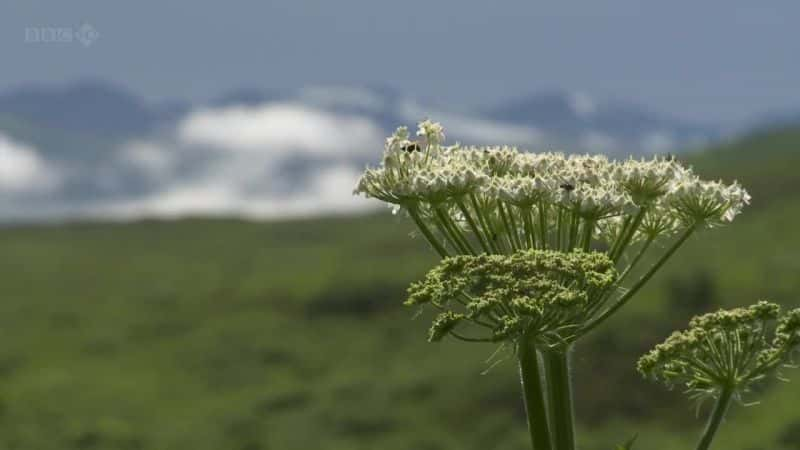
[696,386,734,450]
[518,337,553,450]
[542,347,576,450]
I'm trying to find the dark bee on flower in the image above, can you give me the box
[402,141,422,153]
[560,183,575,192]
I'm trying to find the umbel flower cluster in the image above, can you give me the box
[355,122,750,250]
[353,121,759,450]
[406,249,617,345]
[638,301,800,400]
[354,120,751,340]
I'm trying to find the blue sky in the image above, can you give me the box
[2,1,799,124]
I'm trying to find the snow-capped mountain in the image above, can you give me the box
[480,90,721,155]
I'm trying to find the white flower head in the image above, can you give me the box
[417,120,445,147]
[356,121,750,246]
[666,177,751,228]
[615,157,692,205]
[386,126,410,150]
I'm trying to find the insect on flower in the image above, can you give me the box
[401,141,422,152]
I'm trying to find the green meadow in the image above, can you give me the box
[0,128,799,449]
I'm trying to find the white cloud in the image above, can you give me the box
[177,102,384,156]
[96,104,386,220]
[0,133,61,194]
[97,164,374,220]
[118,140,176,178]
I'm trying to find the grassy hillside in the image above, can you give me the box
[690,128,800,207]
[0,128,799,449]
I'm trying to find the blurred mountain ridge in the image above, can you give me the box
[0,80,729,153]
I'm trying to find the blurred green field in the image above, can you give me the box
[0,128,799,450]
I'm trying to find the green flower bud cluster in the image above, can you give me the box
[638,301,800,399]
[775,308,800,348]
[406,249,617,344]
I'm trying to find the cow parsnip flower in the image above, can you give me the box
[407,249,617,345]
[353,120,756,450]
[638,301,800,401]
[354,120,751,338]
[354,123,749,231]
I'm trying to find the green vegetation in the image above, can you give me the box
[0,128,799,449]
